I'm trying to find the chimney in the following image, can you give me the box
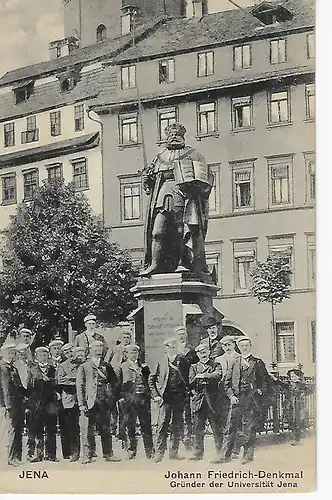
[121,4,139,35]
[49,37,79,60]
[187,0,207,19]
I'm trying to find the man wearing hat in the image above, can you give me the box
[201,316,224,360]
[148,337,188,463]
[140,121,213,277]
[27,346,59,462]
[57,344,80,461]
[73,347,86,364]
[49,339,64,370]
[0,343,24,467]
[14,343,35,460]
[76,340,121,464]
[189,343,223,462]
[74,314,109,360]
[223,337,271,464]
[119,345,153,460]
[17,328,34,353]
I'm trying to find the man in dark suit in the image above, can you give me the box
[200,316,224,360]
[74,314,109,360]
[189,343,223,462]
[57,343,80,461]
[0,342,24,467]
[223,337,271,464]
[76,340,121,464]
[27,346,59,463]
[148,337,187,463]
[119,345,153,460]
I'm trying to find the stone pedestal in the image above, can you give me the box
[128,272,224,367]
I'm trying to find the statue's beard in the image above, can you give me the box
[166,137,185,150]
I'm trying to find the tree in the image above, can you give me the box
[250,254,292,370]
[0,179,138,342]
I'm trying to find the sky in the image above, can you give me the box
[0,0,254,78]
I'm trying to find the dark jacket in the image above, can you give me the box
[189,360,222,413]
[148,355,186,400]
[201,335,224,360]
[224,354,270,400]
[76,359,121,410]
[0,359,23,410]
[74,331,109,359]
[27,363,59,414]
[120,360,150,402]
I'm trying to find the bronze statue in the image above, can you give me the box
[140,123,213,277]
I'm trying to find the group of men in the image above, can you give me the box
[0,313,272,467]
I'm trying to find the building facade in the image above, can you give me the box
[91,0,316,374]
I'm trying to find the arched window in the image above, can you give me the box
[96,24,107,42]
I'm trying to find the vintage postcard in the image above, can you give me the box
[0,0,316,494]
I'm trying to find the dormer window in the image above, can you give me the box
[96,24,107,42]
[13,80,34,104]
[251,2,293,26]
[58,69,81,93]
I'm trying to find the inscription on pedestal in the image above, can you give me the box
[144,300,183,366]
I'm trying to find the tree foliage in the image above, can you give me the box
[250,254,292,306]
[0,180,138,339]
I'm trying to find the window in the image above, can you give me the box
[4,122,15,147]
[47,163,63,181]
[305,84,315,120]
[268,157,293,206]
[233,240,256,292]
[123,185,141,221]
[307,33,315,59]
[21,115,39,144]
[197,51,214,77]
[23,170,38,201]
[74,104,84,131]
[268,235,294,278]
[232,164,254,210]
[1,175,16,205]
[208,164,220,215]
[119,113,139,146]
[14,81,34,104]
[121,13,132,35]
[72,159,89,190]
[306,157,315,201]
[270,39,287,64]
[157,107,177,141]
[307,234,315,288]
[232,96,253,130]
[50,111,61,136]
[268,89,290,124]
[233,44,251,70]
[159,59,175,84]
[96,24,107,42]
[206,252,220,287]
[311,320,316,363]
[197,101,217,135]
[121,65,136,90]
[276,321,296,364]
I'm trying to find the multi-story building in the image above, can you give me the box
[91,0,316,374]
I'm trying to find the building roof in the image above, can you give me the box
[0,17,168,87]
[0,133,99,169]
[111,0,314,64]
[91,64,314,111]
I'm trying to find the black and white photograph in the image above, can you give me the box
[0,0,316,494]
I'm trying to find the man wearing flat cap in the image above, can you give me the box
[27,346,59,462]
[57,343,80,461]
[201,316,224,360]
[74,314,109,360]
[0,343,24,467]
[189,343,223,462]
[76,340,121,464]
[49,339,64,370]
[141,121,213,277]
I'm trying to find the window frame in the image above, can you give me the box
[50,110,61,137]
[21,115,39,144]
[1,173,17,205]
[121,65,137,90]
[96,24,107,42]
[306,32,315,59]
[74,104,85,131]
[120,179,143,224]
[305,83,315,121]
[233,44,252,70]
[118,112,139,147]
[231,96,253,131]
[268,235,294,286]
[208,163,221,216]
[306,233,315,289]
[72,158,89,191]
[197,51,214,77]
[267,88,291,125]
[270,38,287,64]
[23,169,39,202]
[232,162,255,211]
[232,240,257,293]
[267,156,294,207]
[304,153,315,203]
[275,320,297,366]
[46,163,63,182]
[4,122,15,147]
[196,100,218,137]
[158,58,175,84]
[157,106,178,142]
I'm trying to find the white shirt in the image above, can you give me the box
[14,360,29,389]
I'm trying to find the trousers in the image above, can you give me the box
[86,402,113,459]
[61,406,80,458]
[192,399,222,458]
[155,400,184,459]
[33,409,57,460]
[0,406,24,464]
[125,395,153,458]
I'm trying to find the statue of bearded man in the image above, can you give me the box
[140,122,213,278]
